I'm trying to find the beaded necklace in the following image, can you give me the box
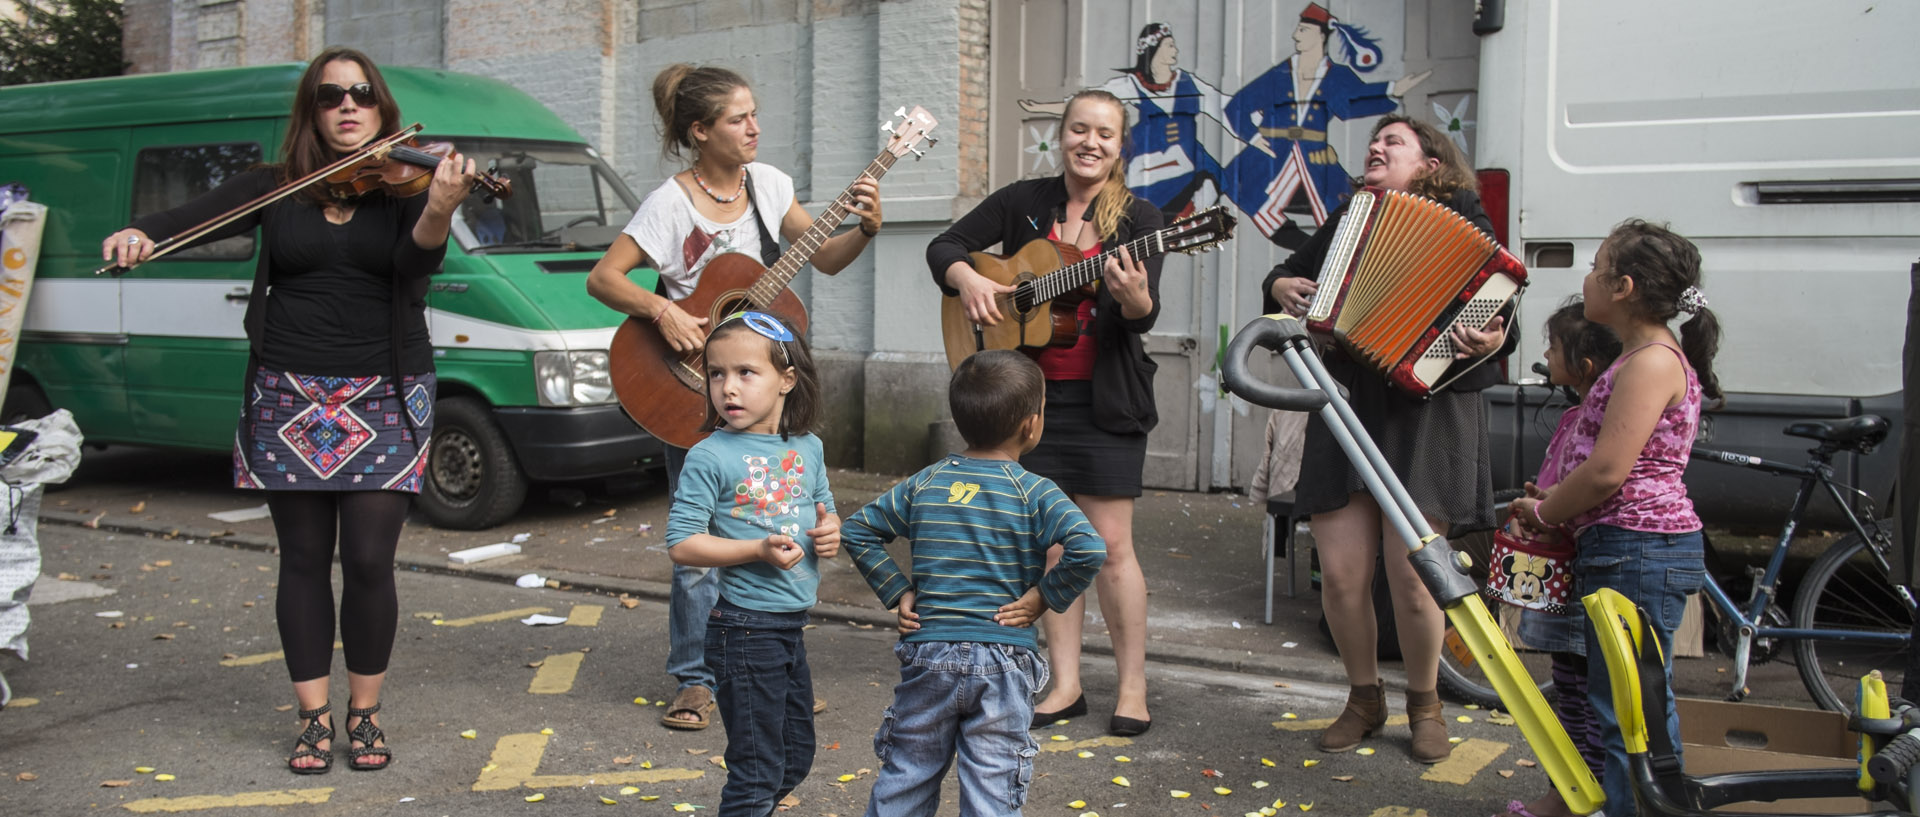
[690,164,746,204]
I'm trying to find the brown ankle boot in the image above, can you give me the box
[1318,682,1386,752]
[1405,688,1451,763]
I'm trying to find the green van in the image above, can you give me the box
[0,64,663,529]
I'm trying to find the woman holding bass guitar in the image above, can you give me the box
[927,88,1162,737]
[585,63,881,732]
[100,47,480,775]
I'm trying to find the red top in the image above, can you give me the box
[1031,237,1100,381]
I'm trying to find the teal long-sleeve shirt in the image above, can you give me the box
[841,454,1105,648]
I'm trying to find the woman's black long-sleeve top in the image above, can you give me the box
[1259,188,1514,392]
[927,176,1167,434]
[129,169,447,376]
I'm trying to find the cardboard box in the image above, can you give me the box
[1676,698,1869,814]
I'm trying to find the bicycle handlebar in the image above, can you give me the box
[1870,729,1920,786]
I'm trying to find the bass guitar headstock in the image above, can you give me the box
[881,106,939,160]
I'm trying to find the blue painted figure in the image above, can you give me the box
[1224,3,1429,248]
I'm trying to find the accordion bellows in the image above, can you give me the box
[1304,187,1528,396]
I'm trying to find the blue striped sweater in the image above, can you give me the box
[842,455,1105,648]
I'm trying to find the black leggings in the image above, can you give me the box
[269,491,411,682]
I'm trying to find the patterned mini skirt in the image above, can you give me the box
[233,368,435,493]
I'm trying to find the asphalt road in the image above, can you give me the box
[3,522,1567,817]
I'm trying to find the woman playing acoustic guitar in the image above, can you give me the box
[926,88,1163,737]
[585,63,881,732]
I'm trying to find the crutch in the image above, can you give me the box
[1220,313,1603,815]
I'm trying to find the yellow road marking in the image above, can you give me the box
[472,733,704,791]
[436,607,551,628]
[1273,714,1410,732]
[1368,808,1431,817]
[1039,735,1134,753]
[121,787,333,812]
[529,652,586,694]
[1421,738,1509,785]
[565,604,604,627]
[220,642,343,668]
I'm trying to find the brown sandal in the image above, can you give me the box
[661,685,715,730]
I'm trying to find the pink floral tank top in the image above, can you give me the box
[1556,343,1703,535]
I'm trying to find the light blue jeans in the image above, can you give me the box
[1577,524,1706,817]
[865,641,1046,817]
[664,444,719,693]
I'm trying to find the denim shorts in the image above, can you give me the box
[865,640,1046,817]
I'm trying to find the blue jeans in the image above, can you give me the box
[865,641,1046,817]
[1577,525,1706,817]
[664,444,720,693]
[706,598,814,817]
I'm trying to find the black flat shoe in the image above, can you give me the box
[1109,714,1152,737]
[1030,694,1088,728]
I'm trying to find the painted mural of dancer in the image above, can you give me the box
[1224,3,1430,249]
[1021,23,1256,222]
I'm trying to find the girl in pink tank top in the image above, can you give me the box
[1506,220,1724,817]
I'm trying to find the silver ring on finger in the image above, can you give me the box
[128,235,140,244]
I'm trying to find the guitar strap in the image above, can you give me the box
[742,168,782,267]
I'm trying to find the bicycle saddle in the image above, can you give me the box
[1784,414,1889,451]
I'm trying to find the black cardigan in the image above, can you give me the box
[1260,188,1515,392]
[927,176,1166,434]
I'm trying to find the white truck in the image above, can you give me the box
[1471,0,1919,524]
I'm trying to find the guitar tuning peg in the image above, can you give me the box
[925,136,939,146]
[909,146,926,159]
[880,120,896,133]
[894,106,908,118]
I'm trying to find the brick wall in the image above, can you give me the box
[325,0,443,69]
[121,0,171,75]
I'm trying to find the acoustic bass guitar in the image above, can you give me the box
[611,106,938,449]
[939,205,1235,369]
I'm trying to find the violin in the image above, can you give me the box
[97,124,507,277]
[325,137,512,203]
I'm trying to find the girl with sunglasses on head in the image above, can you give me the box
[586,62,881,732]
[101,47,478,776]
[666,310,840,816]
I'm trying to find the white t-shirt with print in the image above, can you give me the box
[620,162,795,300]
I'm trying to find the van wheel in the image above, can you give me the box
[1,383,52,425]
[418,396,528,530]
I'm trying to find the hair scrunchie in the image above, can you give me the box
[1677,285,1709,315]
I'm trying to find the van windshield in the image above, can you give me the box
[439,138,641,254]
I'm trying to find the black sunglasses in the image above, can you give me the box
[315,83,377,110]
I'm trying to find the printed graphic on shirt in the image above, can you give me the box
[730,449,810,537]
[680,225,749,274]
[946,481,982,504]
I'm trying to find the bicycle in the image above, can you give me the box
[1439,406,1912,716]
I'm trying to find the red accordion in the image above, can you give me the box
[1303,187,1527,396]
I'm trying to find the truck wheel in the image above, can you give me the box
[418,396,528,530]
[2,382,52,424]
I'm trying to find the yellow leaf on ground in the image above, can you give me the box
[1356,747,1376,756]
[460,729,477,739]
[1112,776,1131,787]
[1171,790,1190,798]
[1215,786,1233,795]
[1302,759,1320,767]
[619,787,640,795]
[1068,801,1087,809]
[154,774,175,782]
[525,793,545,802]
[1261,758,1276,766]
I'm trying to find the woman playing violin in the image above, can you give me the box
[101,47,478,776]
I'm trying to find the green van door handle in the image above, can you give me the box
[225,287,250,304]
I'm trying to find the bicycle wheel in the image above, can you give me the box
[1436,490,1556,709]
[1792,520,1913,715]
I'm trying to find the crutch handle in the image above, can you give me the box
[1220,315,1331,413]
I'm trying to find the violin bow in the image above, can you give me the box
[95,123,425,277]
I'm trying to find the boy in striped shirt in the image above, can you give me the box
[842,350,1106,816]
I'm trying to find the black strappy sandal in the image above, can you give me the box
[345,702,392,771]
[287,703,334,775]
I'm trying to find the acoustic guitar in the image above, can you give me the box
[610,106,939,450]
[939,206,1235,369]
